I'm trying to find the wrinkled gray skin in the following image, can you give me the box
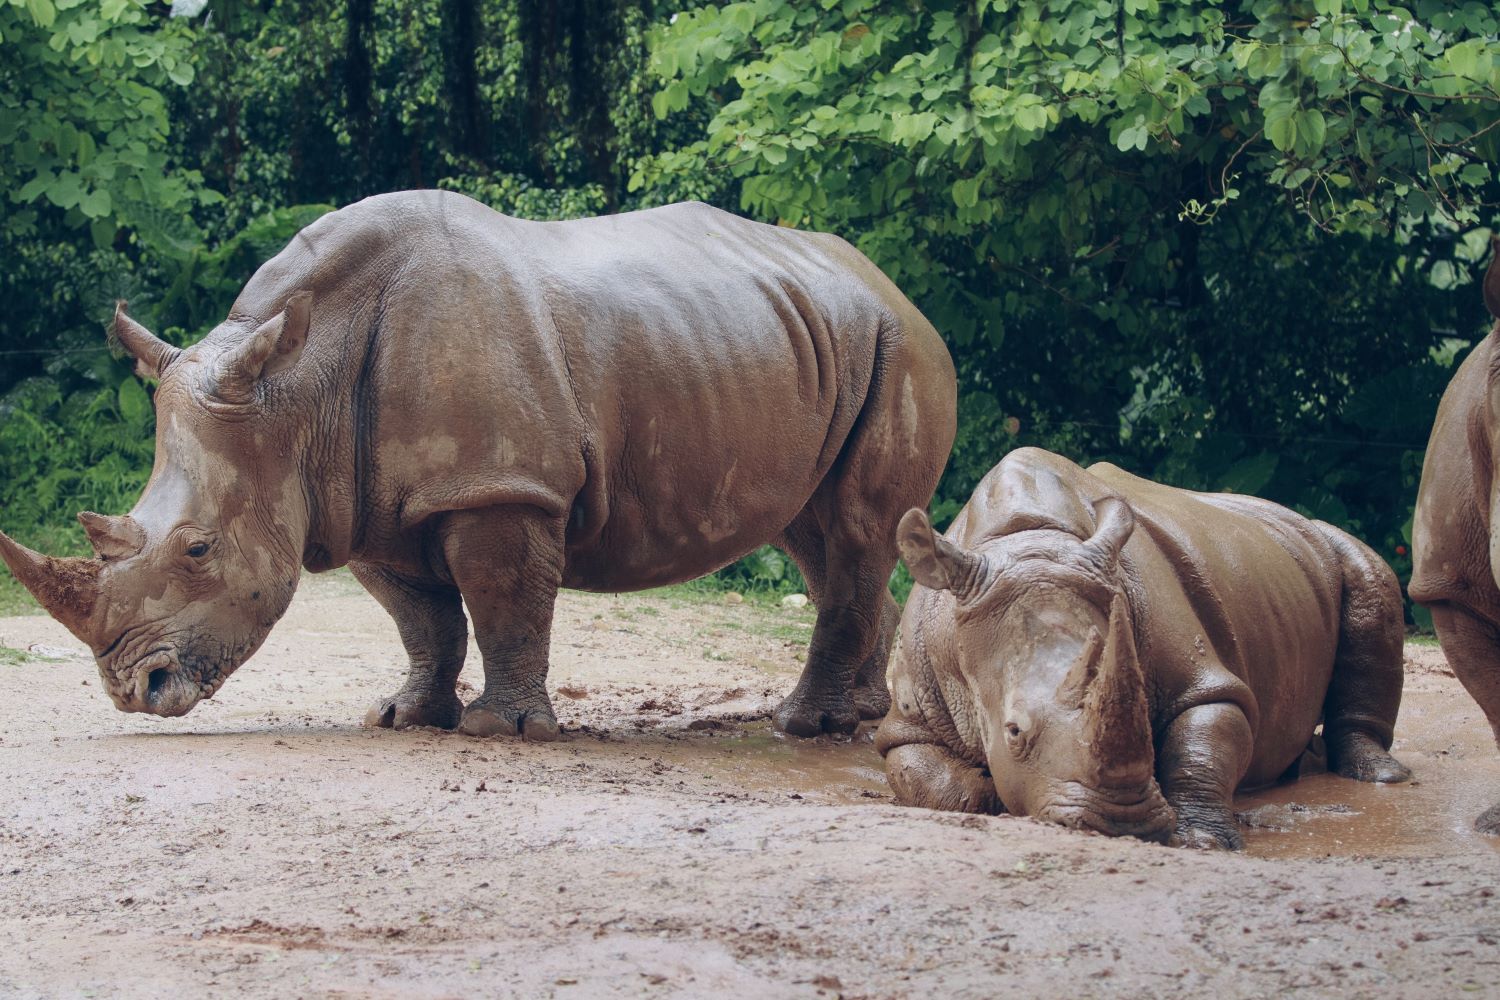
[1409,239,1500,834]
[0,191,956,739]
[877,448,1410,849]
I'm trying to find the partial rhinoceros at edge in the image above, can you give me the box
[0,191,958,740]
[877,447,1411,849]
[1410,238,1500,835]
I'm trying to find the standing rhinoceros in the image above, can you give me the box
[876,447,1410,848]
[0,191,956,739]
[1410,240,1500,834]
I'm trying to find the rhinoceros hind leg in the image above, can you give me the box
[1316,525,1411,783]
[458,701,560,741]
[850,591,898,720]
[1476,803,1500,835]
[1156,702,1253,850]
[769,541,890,736]
[1429,603,1500,831]
[780,512,894,731]
[351,562,467,730]
[364,694,464,731]
[1327,730,1411,783]
[440,506,566,742]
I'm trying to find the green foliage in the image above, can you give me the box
[0,359,155,557]
[0,0,216,243]
[710,545,808,596]
[641,0,1499,619]
[3,1,1497,623]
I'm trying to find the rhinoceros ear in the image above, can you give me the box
[1082,496,1135,569]
[112,302,181,381]
[896,508,987,601]
[213,290,313,403]
[1484,236,1500,320]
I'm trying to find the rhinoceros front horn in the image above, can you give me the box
[1083,593,1155,786]
[0,528,101,645]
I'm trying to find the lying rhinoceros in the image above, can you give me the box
[876,447,1410,848]
[0,191,956,739]
[1409,240,1500,834]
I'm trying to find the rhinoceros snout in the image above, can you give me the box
[1037,784,1177,844]
[114,649,199,717]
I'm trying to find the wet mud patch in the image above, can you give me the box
[1,576,1497,997]
[1234,652,1500,860]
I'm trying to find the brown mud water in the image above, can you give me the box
[0,576,1496,997]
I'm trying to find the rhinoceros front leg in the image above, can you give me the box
[352,562,467,730]
[1430,603,1500,834]
[884,742,1003,814]
[1155,702,1254,850]
[443,506,566,742]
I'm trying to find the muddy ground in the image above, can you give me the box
[0,573,1497,999]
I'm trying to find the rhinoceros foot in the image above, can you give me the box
[363,692,463,731]
[1173,806,1244,851]
[851,681,891,721]
[458,698,560,742]
[1475,803,1500,836]
[1328,730,1412,784]
[773,688,859,738]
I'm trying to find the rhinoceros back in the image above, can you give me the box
[1410,331,1500,616]
[237,191,941,590]
[1086,461,1345,778]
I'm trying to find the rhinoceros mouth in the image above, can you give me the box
[1036,782,1177,844]
[123,647,198,716]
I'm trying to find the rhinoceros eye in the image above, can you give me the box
[186,541,211,559]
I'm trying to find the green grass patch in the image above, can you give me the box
[0,645,37,666]
[0,574,42,617]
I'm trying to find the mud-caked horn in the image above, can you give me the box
[113,301,181,381]
[0,528,100,644]
[1083,594,1155,784]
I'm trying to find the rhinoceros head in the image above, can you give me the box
[0,296,314,716]
[897,499,1176,843]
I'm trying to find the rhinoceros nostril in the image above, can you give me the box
[146,666,175,700]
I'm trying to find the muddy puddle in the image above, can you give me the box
[665,723,888,801]
[643,685,1500,861]
[1236,681,1500,860]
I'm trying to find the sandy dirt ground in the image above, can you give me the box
[1,573,1497,999]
